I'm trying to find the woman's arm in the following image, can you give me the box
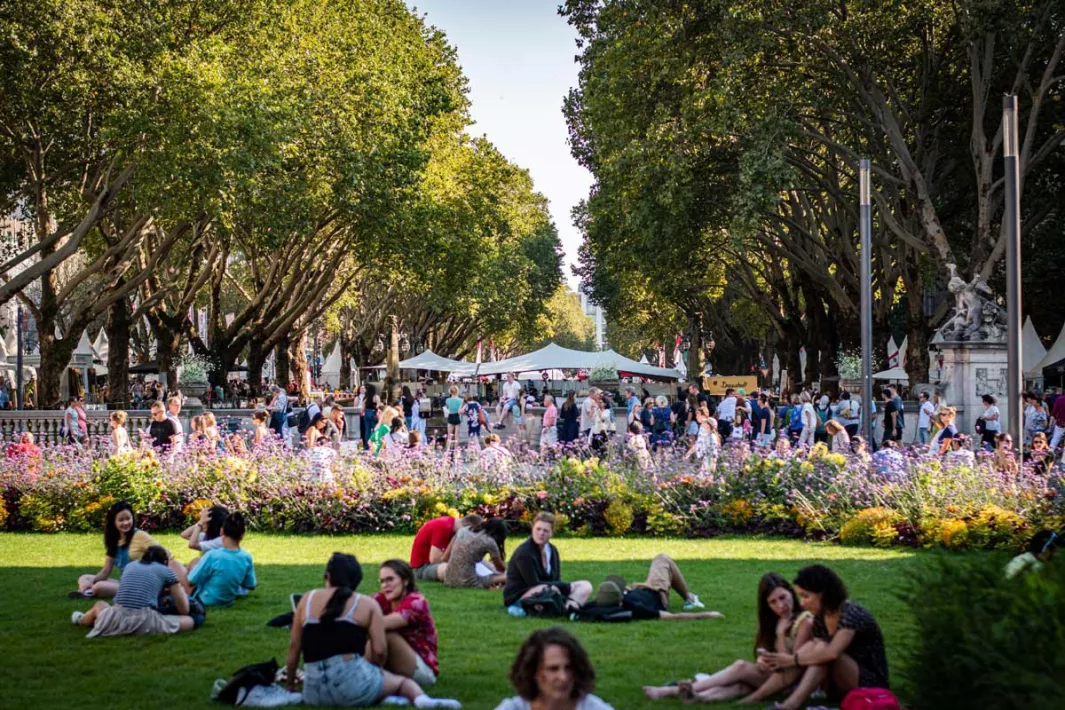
[90,557,116,584]
[382,611,409,631]
[180,521,199,542]
[366,601,388,667]
[285,595,306,691]
[491,554,506,572]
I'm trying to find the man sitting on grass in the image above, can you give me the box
[409,513,482,582]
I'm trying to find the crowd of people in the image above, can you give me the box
[58,499,934,708]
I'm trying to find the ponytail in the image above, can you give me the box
[322,552,363,623]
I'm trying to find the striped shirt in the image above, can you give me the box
[115,561,178,610]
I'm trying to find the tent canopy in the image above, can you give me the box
[1031,321,1065,376]
[1023,316,1048,377]
[366,350,476,374]
[873,367,909,381]
[475,343,681,380]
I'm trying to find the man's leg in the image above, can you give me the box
[1050,424,1065,450]
[645,553,690,604]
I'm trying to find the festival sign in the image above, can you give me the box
[702,375,758,395]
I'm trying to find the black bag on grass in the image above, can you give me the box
[213,658,279,705]
[520,587,567,617]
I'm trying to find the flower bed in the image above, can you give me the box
[1,440,1062,551]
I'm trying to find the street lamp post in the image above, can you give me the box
[859,159,873,444]
[16,305,23,410]
[1003,95,1023,451]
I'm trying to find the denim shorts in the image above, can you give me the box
[302,654,383,707]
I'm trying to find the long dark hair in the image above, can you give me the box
[402,385,413,406]
[755,572,799,656]
[204,505,230,540]
[509,627,595,701]
[140,545,169,565]
[475,518,508,560]
[380,559,417,596]
[104,500,135,557]
[322,552,363,623]
[793,564,848,613]
[562,392,576,412]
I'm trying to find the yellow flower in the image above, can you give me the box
[482,493,496,505]
[434,501,448,512]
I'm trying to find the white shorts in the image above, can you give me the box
[413,654,437,687]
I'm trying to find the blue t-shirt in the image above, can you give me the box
[446,396,463,414]
[188,547,257,607]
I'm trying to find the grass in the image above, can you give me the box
[0,533,924,709]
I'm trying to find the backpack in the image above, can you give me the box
[477,406,488,428]
[520,587,567,617]
[815,407,829,433]
[840,688,900,710]
[211,658,279,705]
[788,406,803,430]
[296,407,312,434]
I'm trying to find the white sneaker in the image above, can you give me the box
[684,594,705,610]
[71,611,84,625]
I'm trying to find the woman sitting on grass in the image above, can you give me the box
[643,572,812,702]
[71,545,198,637]
[760,565,889,710]
[495,626,613,710]
[373,560,440,688]
[443,518,508,589]
[180,504,229,572]
[187,512,256,607]
[285,552,461,708]
[72,500,188,599]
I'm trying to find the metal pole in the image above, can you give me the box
[860,159,873,444]
[1003,95,1023,451]
[16,305,24,410]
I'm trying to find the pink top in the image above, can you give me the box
[542,404,558,427]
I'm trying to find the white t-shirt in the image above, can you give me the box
[801,402,816,429]
[502,381,521,402]
[839,399,860,425]
[495,695,613,710]
[580,397,598,432]
[982,405,1001,432]
[716,397,737,422]
[197,532,225,552]
[918,401,935,429]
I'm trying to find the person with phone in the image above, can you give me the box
[643,572,812,703]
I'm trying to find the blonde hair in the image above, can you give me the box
[799,392,811,403]
[449,385,459,396]
[655,395,668,408]
[381,406,400,425]
[825,419,843,435]
[150,400,166,412]
[485,433,501,445]
[110,411,128,425]
[203,412,216,427]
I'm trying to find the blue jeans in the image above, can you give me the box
[302,654,383,707]
[918,427,929,444]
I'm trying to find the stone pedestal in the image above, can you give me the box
[938,340,1009,435]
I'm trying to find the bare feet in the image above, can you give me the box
[643,686,679,701]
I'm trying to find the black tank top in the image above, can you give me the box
[301,589,368,663]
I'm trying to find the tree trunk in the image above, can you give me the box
[106,294,131,408]
[786,338,803,394]
[246,341,266,394]
[687,311,704,382]
[275,337,291,389]
[156,331,181,394]
[289,333,308,397]
[385,315,400,403]
[906,308,931,388]
[339,332,353,391]
[36,324,72,408]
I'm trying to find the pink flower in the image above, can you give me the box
[536,490,548,500]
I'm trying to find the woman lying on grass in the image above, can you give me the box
[760,565,889,710]
[643,572,812,702]
[72,500,189,599]
[71,545,198,637]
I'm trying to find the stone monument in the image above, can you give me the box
[935,264,1010,434]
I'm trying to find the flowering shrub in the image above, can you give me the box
[0,436,1062,552]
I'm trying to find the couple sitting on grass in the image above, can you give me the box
[643,565,890,709]
[411,510,720,621]
[70,500,256,636]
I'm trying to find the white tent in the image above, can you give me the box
[1031,320,1065,377]
[1023,316,1048,378]
[319,344,343,388]
[897,336,908,368]
[367,350,477,374]
[93,330,109,375]
[475,343,681,380]
[93,329,109,356]
[873,367,909,381]
[3,327,15,356]
[639,355,650,365]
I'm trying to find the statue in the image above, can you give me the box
[937,264,1007,342]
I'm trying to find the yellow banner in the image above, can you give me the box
[701,375,758,395]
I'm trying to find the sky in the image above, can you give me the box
[407,0,592,289]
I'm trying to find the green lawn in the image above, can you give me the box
[0,533,923,709]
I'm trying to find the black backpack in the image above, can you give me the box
[212,658,279,704]
[296,407,312,434]
[520,587,567,617]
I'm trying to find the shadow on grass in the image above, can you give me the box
[0,554,921,710]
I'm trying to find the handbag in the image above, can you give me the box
[840,688,900,710]
[974,418,987,435]
[520,587,567,617]
[212,658,280,705]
